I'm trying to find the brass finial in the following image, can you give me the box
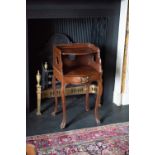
[36,70,41,87]
[44,62,48,70]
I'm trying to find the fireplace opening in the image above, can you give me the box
[27,1,121,112]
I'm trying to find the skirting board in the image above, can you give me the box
[121,93,129,106]
[113,91,122,106]
[113,92,129,106]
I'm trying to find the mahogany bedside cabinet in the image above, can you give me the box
[52,43,103,129]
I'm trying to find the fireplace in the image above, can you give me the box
[26,0,121,112]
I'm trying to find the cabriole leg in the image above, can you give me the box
[60,82,67,129]
[85,83,90,111]
[52,76,58,116]
[94,79,102,124]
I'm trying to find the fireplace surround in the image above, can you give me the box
[26,0,121,112]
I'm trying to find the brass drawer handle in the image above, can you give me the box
[81,76,89,84]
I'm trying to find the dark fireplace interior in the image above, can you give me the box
[27,0,121,112]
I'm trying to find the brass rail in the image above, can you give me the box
[36,67,97,115]
[42,84,97,99]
